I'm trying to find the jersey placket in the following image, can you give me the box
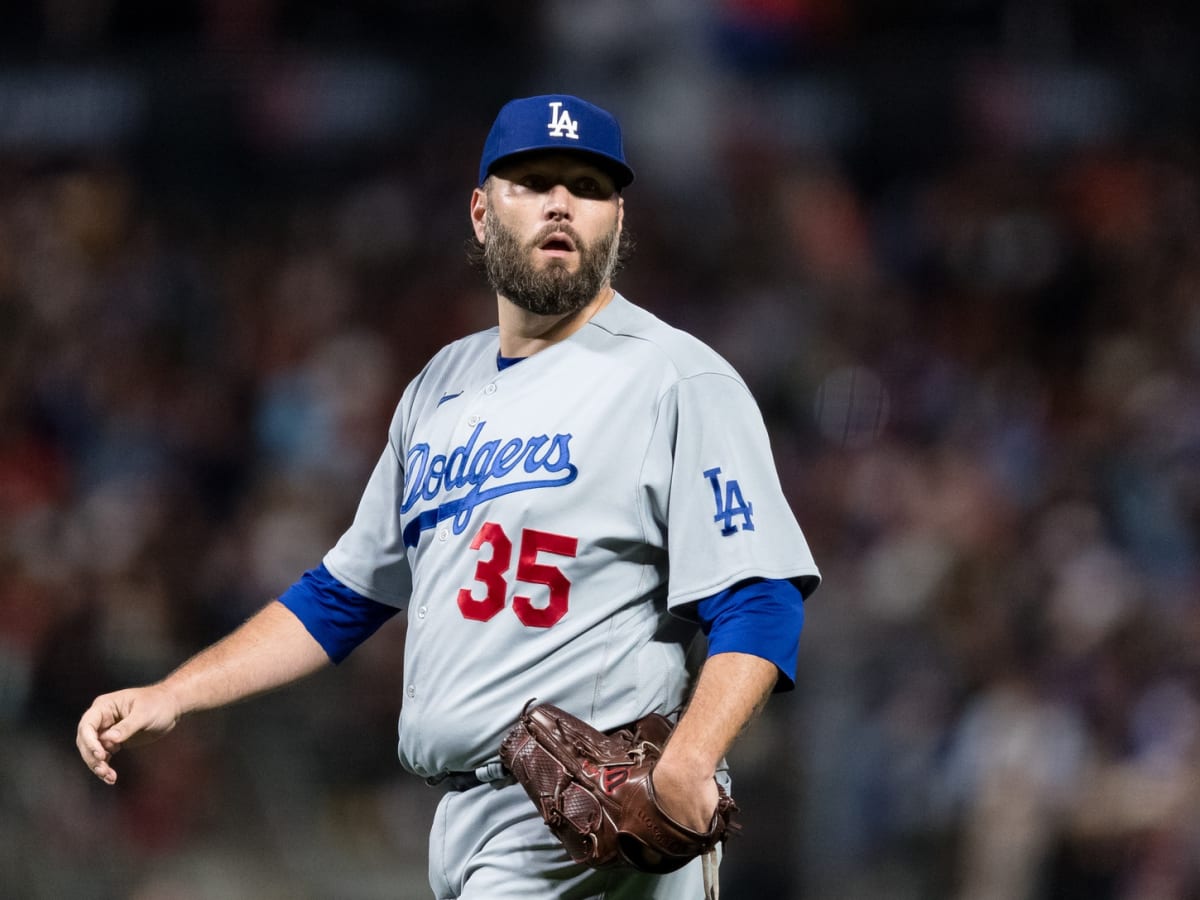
[405,374,503,721]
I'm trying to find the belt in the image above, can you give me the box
[426,760,510,791]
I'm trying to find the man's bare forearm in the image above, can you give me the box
[664,651,777,775]
[161,600,331,715]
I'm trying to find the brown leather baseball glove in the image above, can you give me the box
[498,701,738,874]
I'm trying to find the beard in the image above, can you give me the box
[482,214,621,316]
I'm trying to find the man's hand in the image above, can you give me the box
[76,685,182,784]
[650,753,721,833]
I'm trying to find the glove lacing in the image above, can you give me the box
[701,846,719,900]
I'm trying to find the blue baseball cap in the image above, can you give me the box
[478,94,635,189]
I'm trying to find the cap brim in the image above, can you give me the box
[484,147,634,189]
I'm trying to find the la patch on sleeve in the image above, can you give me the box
[704,467,755,536]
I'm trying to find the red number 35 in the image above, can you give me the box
[456,522,578,627]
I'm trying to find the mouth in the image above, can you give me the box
[536,232,577,255]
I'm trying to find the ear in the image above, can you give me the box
[470,186,487,243]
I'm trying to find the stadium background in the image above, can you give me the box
[1,2,1198,898]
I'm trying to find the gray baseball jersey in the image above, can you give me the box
[323,293,820,780]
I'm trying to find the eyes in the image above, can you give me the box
[513,172,614,199]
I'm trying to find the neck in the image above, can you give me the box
[496,286,615,358]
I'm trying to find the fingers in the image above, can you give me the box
[92,758,119,785]
[77,710,119,784]
[76,693,135,784]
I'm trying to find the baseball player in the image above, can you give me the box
[76,94,820,899]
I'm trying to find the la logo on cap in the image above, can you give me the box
[547,101,580,140]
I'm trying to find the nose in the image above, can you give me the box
[543,183,573,220]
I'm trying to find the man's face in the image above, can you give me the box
[472,153,624,316]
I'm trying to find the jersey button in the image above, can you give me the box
[417,606,427,619]
[484,383,497,395]
[467,414,480,426]
[438,528,449,542]
[406,685,416,699]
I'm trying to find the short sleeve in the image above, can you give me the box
[654,373,820,609]
[323,438,413,608]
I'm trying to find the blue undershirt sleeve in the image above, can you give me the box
[278,563,400,664]
[694,577,806,692]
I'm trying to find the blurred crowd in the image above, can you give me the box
[2,2,1199,899]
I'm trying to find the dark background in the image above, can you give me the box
[2,2,1198,898]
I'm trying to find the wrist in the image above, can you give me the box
[656,744,717,781]
[153,678,190,720]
